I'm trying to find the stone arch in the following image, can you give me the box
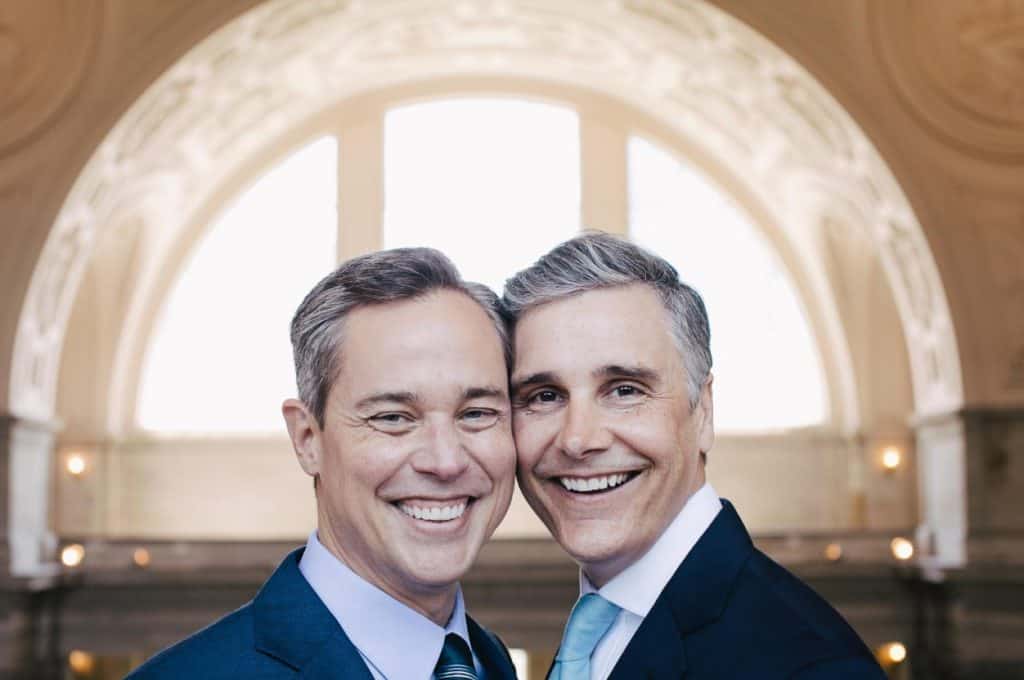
[6,0,973,576]
[11,0,961,425]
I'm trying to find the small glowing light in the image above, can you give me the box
[881,447,902,470]
[66,454,87,476]
[61,544,85,568]
[884,642,907,663]
[68,649,95,674]
[133,547,151,568]
[891,537,914,561]
[824,542,843,562]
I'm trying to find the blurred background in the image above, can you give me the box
[1,1,1022,678]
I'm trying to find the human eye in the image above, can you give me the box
[606,382,646,403]
[516,388,563,412]
[459,407,502,430]
[367,412,416,433]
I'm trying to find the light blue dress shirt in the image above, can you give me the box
[299,531,485,680]
[580,483,723,680]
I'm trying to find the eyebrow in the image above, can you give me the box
[596,364,660,383]
[354,391,418,410]
[354,387,506,410]
[509,371,558,394]
[510,365,660,393]
[464,386,507,400]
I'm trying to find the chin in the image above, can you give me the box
[559,527,631,570]
[411,542,477,580]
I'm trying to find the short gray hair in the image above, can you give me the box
[291,247,510,426]
[502,232,712,406]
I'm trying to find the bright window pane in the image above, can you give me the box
[629,136,827,431]
[137,137,338,433]
[383,98,580,292]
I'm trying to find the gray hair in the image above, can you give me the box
[291,247,511,426]
[502,231,712,407]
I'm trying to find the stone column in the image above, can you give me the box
[2,415,60,578]
[1,414,60,678]
[914,411,968,567]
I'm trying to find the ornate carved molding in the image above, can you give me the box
[0,0,102,155]
[870,0,1024,161]
[10,0,964,422]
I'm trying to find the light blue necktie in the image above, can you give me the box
[549,593,622,680]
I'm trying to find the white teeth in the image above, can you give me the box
[558,473,631,493]
[398,501,467,522]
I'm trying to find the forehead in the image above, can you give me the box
[336,290,507,394]
[512,284,679,379]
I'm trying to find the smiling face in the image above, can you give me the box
[511,284,714,587]
[284,289,515,618]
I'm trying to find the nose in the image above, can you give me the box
[411,416,471,480]
[556,397,612,459]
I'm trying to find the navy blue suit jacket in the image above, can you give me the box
[600,501,886,679]
[127,549,517,679]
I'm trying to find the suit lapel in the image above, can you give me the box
[607,500,754,680]
[253,548,375,680]
[468,616,517,680]
[297,635,377,680]
[607,599,686,680]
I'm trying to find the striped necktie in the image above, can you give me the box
[435,633,478,680]
[549,593,621,680]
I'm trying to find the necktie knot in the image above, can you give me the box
[554,593,621,671]
[435,633,478,680]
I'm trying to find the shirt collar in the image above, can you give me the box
[299,531,473,680]
[581,483,722,617]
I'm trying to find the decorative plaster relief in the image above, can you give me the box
[11,0,964,424]
[979,221,1024,393]
[0,0,101,154]
[870,0,1024,160]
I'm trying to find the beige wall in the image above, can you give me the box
[1,0,1022,551]
[4,0,1021,418]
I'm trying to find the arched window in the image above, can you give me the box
[136,137,337,433]
[383,98,581,291]
[628,135,828,430]
[135,100,828,435]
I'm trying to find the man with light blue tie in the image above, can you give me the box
[129,248,519,679]
[503,233,885,679]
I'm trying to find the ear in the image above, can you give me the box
[696,373,715,455]
[282,398,323,477]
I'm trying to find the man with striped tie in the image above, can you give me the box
[503,233,885,679]
[130,248,519,679]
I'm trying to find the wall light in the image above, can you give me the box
[881,446,902,471]
[66,453,87,476]
[133,547,151,568]
[68,649,96,675]
[890,537,914,561]
[882,641,907,664]
[824,542,843,562]
[61,544,85,568]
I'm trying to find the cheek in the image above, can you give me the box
[474,430,517,477]
[329,437,410,488]
[613,415,683,465]
[512,414,557,464]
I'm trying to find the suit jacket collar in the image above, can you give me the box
[253,548,516,680]
[469,615,518,680]
[607,499,754,679]
[253,549,374,678]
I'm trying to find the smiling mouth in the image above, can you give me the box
[395,498,473,523]
[556,472,640,495]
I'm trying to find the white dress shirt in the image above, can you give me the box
[298,531,484,680]
[580,483,722,680]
